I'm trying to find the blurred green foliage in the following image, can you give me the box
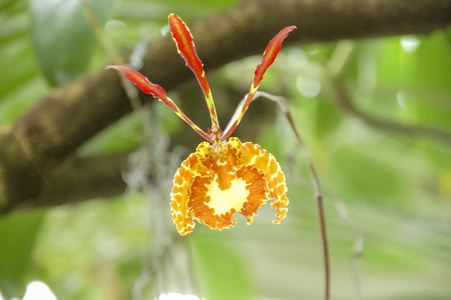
[0,211,45,297]
[30,0,115,86]
[0,0,450,299]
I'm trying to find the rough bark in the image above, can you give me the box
[1,0,450,214]
[16,153,129,210]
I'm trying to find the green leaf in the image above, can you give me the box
[0,210,45,299]
[314,98,342,139]
[412,32,451,134]
[29,0,115,86]
[330,147,405,200]
[190,237,255,300]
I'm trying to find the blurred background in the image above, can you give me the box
[0,0,450,299]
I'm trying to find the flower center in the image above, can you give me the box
[205,175,250,215]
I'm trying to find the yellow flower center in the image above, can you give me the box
[205,176,250,216]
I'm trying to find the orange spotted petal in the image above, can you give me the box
[170,137,288,235]
[171,154,198,235]
[239,140,289,223]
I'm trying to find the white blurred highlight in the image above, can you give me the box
[296,75,321,98]
[400,36,421,53]
[155,292,204,300]
[0,281,57,300]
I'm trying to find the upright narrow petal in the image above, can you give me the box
[221,26,296,141]
[106,65,211,141]
[168,14,220,130]
[253,26,297,87]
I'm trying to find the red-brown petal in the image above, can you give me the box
[253,26,296,86]
[221,26,296,141]
[168,14,208,94]
[168,14,220,129]
[105,65,167,100]
[106,64,211,141]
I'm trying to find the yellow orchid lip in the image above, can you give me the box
[106,14,294,235]
[171,138,288,235]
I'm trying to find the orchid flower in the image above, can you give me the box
[107,14,296,235]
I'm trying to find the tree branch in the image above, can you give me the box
[17,153,129,211]
[331,78,451,146]
[1,0,450,213]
